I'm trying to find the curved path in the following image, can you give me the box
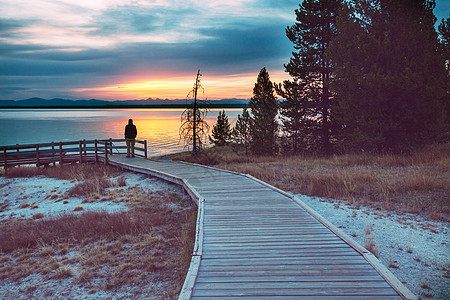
[108,155,415,300]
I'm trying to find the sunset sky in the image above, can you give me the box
[1,0,448,101]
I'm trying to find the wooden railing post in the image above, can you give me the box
[104,140,108,163]
[83,139,87,156]
[95,140,98,162]
[109,138,112,155]
[144,140,148,158]
[59,142,63,165]
[3,147,7,170]
[79,141,83,163]
[36,144,40,167]
[51,142,56,166]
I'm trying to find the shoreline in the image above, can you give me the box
[0,104,247,109]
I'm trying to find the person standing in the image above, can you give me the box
[125,119,137,157]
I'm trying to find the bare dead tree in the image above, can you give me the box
[180,69,209,155]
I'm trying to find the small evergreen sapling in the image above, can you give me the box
[209,110,232,146]
[232,107,252,155]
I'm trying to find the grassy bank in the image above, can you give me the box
[0,164,196,298]
[163,143,449,221]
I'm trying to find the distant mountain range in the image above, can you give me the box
[0,97,249,107]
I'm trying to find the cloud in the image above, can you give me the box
[91,5,197,36]
[0,0,299,100]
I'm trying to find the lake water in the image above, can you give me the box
[0,108,242,156]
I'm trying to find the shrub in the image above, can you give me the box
[364,226,379,258]
[49,267,73,279]
[32,213,44,219]
[67,178,112,197]
[116,176,127,187]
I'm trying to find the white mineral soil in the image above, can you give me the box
[298,194,449,299]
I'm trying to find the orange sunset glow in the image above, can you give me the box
[70,70,290,100]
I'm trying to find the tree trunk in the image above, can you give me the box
[321,74,331,155]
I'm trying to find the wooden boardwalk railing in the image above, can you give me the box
[1,139,147,169]
[107,155,417,300]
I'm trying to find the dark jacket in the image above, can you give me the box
[125,122,137,139]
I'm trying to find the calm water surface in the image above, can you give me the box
[0,109,241,156]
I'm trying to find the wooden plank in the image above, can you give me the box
[203,246,356,253]
[198,263,376,273]
[194,281,393,289]
[196,268,382,277]
[201,188,283,195]
[203,235,342,245]
[192,286,400,297]
[192,296,401,300]
[199,257,368,267]
[203,231,340,238]
[203,241,346,248]
[201,251,361,259]
[202,236,345,244]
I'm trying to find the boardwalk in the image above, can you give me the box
[108,155,415,300]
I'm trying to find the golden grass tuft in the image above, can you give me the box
[32,212,44,219]
[364,225,379,258]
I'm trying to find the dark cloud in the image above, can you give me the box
[91,5,197,36]
[0,18,33,33]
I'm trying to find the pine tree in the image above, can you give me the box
[232,107,251,155]
[248,68,278,155]
[276,80,316,154]
[438,16,450,69]
[209,110,232,146]
[329,0,448,151]
[280,0,341,155]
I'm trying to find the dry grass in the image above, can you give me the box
[364,225,379,257]
[0,196,196,296]
[5,163,119,181]
[164,143,449,220]
[0,164,197,298]
[66,177,112,197]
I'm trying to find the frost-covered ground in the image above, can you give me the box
[0,171,188,299]
[298,194,449,299]
[0,173,180,222]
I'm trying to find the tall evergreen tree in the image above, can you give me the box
[209,110,232,146]
[232,107,252,155]
[276,80,315,154]
[329,0,448,151]
[249,68,278,155]
[280,0,341,154]
[438,16,450,69]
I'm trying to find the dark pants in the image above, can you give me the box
[126,138,135,157]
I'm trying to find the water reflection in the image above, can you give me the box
[0,109,241,156]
